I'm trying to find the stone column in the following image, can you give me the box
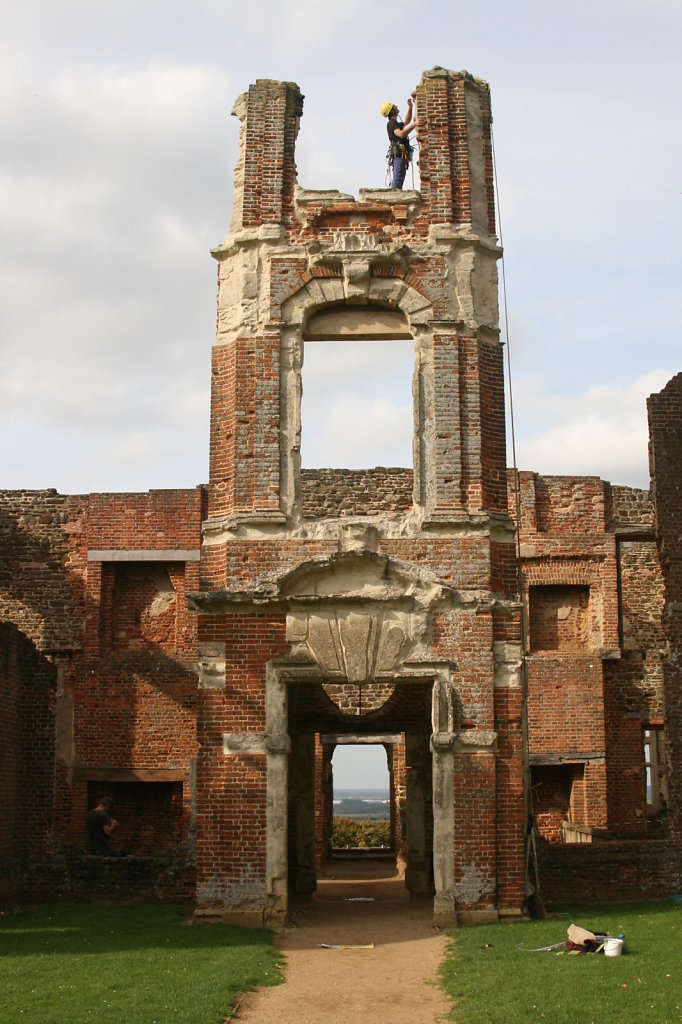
[431,731,456,927]
[265,664,289,924]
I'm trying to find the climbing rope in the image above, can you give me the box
[491,125,542,912]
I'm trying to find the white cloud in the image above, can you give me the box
[512,370,673,487]
[0,59,227,490]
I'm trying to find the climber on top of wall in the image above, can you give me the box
[381,92,418,190]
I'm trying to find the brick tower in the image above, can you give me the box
[191,68,525,926]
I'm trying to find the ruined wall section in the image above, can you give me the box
[648,372,682,837]
[0,486,205,875]
[58,488,204,856]
[0,490,85,652]
[511,472,665,836]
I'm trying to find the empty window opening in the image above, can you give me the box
[86,781,185,856]
[102,562,180,654]
[531,764,586,843]
[644,726,667,819]
[301,339,413,469]
[331,744,390,851]
[528,584,592,652]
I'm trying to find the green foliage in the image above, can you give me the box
[440,901,682,1024]
[0,903,282,1024]
[331,816,391,848]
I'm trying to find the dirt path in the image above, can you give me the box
[232,859,453,1024]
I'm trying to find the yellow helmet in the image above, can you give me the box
[380,101,394,118]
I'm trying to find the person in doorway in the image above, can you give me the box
[381,93,418,189]
[86,795,121,855]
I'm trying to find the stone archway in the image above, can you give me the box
[260,549,458,927]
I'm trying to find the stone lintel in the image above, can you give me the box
[210,223,286,259]
[202,510,288,543]
[294,187,356,205]
[607,524,656,541]
[358,188,421,206]
[529,752,605,766]
[73,766,187,782]
[223,734,267,755]
[420,511,495,534]
[304,307,411,341]
[189,591,285,615]
[427,224,502,255]
[88,549,200,562]
[321,733,402,746]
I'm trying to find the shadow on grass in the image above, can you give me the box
[0,903,270,957]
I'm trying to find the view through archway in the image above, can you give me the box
[331,743,392,855]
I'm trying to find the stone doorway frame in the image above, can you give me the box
[263,654,457,928]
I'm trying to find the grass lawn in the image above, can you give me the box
[441,901,682,1024]
[0,903,282,1024]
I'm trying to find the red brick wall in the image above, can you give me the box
[236,80,303,230]
[527,656,605,760]
[494,686,525,906]
[195,613,288,908]
[415,70,495,234]
[539,840,682,903]
[453,751,497,910]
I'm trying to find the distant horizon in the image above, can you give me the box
[334,787,390,795]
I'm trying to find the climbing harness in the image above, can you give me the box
[385,139,418,187]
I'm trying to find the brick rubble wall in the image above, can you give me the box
[301,468,413,517]
[0,490,85,651]
[539,839,682,903]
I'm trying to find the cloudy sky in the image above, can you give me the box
[2,0,680,498]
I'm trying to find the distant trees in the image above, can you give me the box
[331,817,391,848]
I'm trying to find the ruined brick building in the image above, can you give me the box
[2,68,681,924]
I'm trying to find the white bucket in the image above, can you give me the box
[604,937,623,957]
